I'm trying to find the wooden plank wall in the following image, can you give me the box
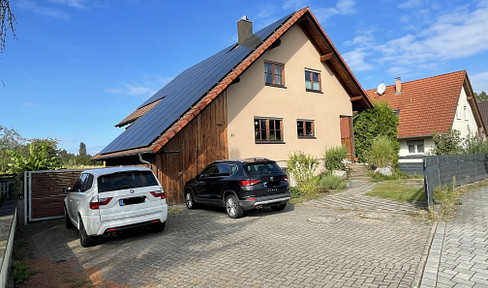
[340,116,354,160]
[30,170,82,220]
[153,91,228,205]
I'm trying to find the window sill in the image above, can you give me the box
[255,141,286,144]
[306,89,323,94]
[298,136,316,139]
[265,83,287,89]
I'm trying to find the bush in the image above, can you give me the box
[430,128,463,155]
[324,145,349,171]
[364,135,395,169]
[287,151,319,196]
[317,172,347,191]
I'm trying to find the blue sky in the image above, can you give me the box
[2,0,488,156]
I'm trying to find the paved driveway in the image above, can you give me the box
[17,181,432,287]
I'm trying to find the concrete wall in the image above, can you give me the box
[0,201,17,287]
[226,24,353,166]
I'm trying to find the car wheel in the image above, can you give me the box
[270,203,287,211]
[185,190,197,209]
[151,221,166,233]
[79,218,97,247]
[225,194,243,218]
[64,206,74,229]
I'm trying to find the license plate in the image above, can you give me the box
[119,196,145,206]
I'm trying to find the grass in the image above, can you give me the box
[366,180,426,202]
[13,260,37,285]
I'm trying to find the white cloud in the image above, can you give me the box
[373,1,488,75]
[106,77,173,97]
[342,48,374,72]
[18,0,70,19]
[314,0,357,22]
[470,72,488,93]
[282,0,307,10]
[48,0,87,10]
[397,0,426,9]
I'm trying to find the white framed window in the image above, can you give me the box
[456,105,461,120]
[407,140,425,154]
[464,106,468,121]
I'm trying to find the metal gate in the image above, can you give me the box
[24,169,83,223]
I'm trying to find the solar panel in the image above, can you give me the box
[101,13,292,155]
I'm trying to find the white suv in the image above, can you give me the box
[64,166,168,247]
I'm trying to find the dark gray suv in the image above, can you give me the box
[184,158,290,218]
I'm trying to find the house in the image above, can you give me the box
[476,100,488,132]
[95,7,373,204]
[365,70,486,174]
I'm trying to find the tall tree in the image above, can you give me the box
[79,142,87,156]
[475,91,488,101]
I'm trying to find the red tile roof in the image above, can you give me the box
[365,70,481,139]
[115,98,163,127]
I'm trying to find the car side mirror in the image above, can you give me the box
[63,187,72,193]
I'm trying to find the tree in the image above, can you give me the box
[79,142,87,156]
[7,142,64,173]
[0,0,16,52]
[430,128,463,155]
[0,126,25,173]
[475,91,488,101]
[353,101,400,165]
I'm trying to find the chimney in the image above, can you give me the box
[395,77,402,95]
[237,15,253,45]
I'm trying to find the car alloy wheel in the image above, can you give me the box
[225,194,243,218]
[185,191,196,209]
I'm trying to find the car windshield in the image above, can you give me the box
[97,171,159,192]
[244,163,282,177]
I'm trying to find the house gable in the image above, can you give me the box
[96,7,372,161]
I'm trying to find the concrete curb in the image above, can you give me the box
[413,221,438,288]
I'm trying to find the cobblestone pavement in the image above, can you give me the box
[18,181,433,287]
[420,186,488,288]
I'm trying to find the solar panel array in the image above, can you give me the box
[101,13,292,155]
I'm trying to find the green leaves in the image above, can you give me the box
[7,142,64,173]
[287,151,319,196]
[354,101,399,166]
[430,128,463,155]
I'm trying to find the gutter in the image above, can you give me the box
[138,153,152,170]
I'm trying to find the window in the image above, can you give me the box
[72,173,93,192]
[297,120,315,137]
[305,69,321,92]
[393,109,400,116]
[264,62,284,86]
[254,117,283,142]
[456,105,461,120]
[97,171,158,192]
[464,106,468,121]
[407,140,424,154]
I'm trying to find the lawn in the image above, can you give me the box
[366,180,426,202]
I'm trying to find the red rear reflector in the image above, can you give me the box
[238,180,260,187]
[151,220,159,224]
[106,228,117,232]
[89,197,113,210]
[151,191,166,199]
[246,197,257,201]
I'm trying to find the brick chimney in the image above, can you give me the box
[395,77,402,95]
[237,15,253,45]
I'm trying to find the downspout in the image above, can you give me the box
[138,153,152,170]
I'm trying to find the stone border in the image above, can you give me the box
[0,201,18,288]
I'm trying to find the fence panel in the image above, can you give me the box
[25,169,83,222]
[424,154,488,206]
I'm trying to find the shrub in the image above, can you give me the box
[324,145,349,171]
[430,128,463,155]
[13,260,36,285]
[317,172,347,191]
[364,135,395,169]
[287,151,319,196]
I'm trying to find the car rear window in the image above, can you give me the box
[244,162,283,177]
[97,171,159,192]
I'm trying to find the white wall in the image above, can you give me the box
[452,86,479,138]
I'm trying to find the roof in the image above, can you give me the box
[365,70,485,139]
[96,7,372,160]
[477,100,488,131]
[84,166,152,177]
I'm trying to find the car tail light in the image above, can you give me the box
[151,190,166,199]
[89,196,113,210]
[282,176,288,182]
[238,180,260,187]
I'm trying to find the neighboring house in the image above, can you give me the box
[95,7,372,204]
[365,70,486,174]
[476,100,488,132]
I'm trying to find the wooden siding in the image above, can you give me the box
[340,116,354,160]
[152,91,228,205]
